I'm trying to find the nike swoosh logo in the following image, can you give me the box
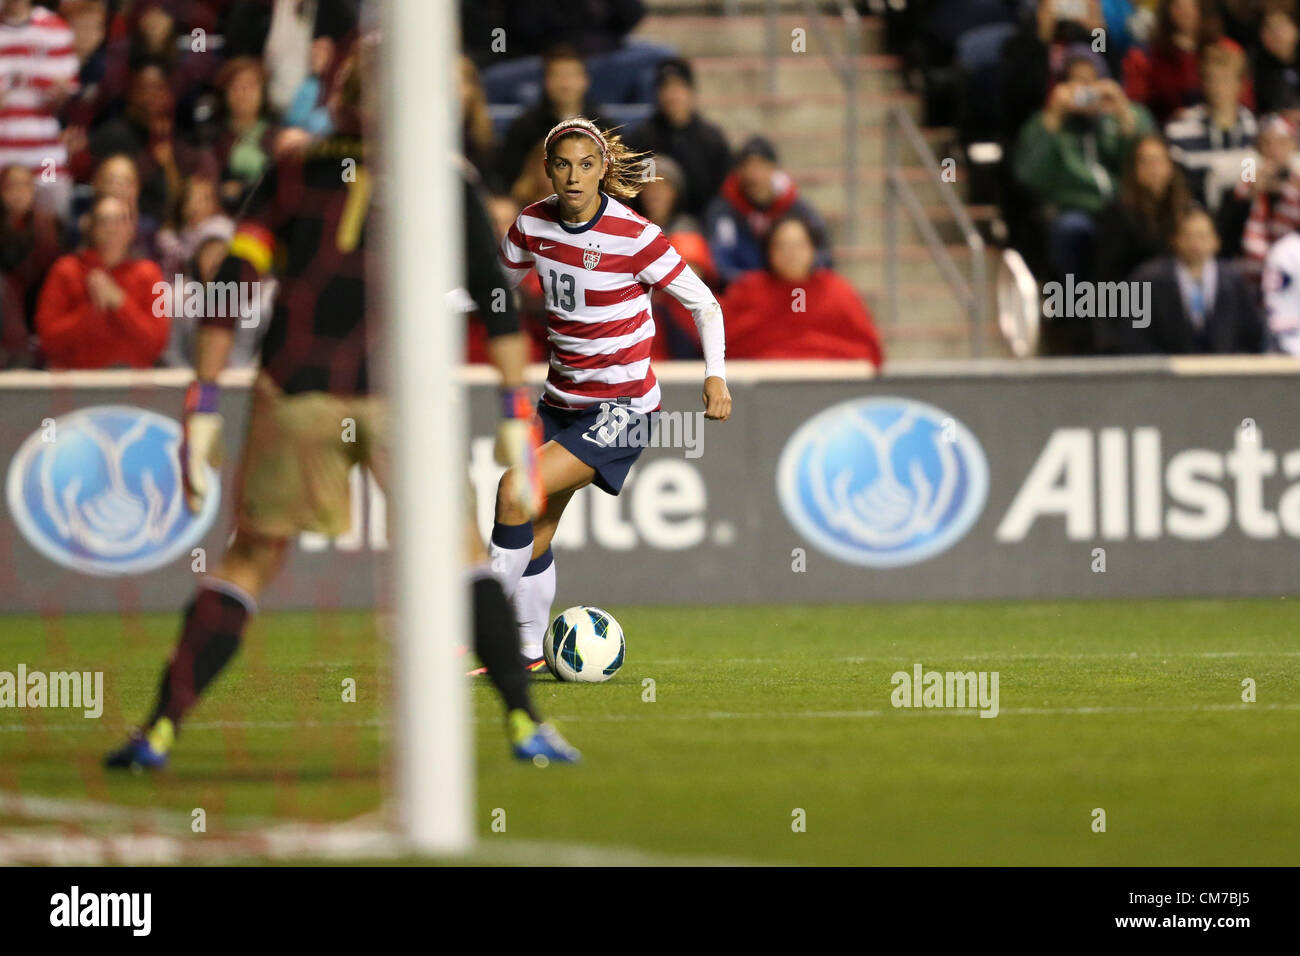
[539,243,554,250]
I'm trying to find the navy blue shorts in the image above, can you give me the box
[538,399,659,495]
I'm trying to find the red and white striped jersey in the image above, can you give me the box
[498,191,695,413]
[0,6,78,175]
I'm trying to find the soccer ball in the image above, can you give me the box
[544,606,625,682]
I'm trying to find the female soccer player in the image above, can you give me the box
[490,117,731,669]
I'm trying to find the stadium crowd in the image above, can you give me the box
[905,0,1300,355]
[0,0,357,370]
[0,0,887,373]
[460,2,884,368]
[18,0,1300,369]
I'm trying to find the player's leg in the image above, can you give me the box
[364,391,575,761]
[464,491,536,708]
[516,403,658,663]
[364,400,538,686]
[103,527,292,770]
[469,534,579,763]
[499,402,650,662]
[513,485,576,662]
[107,379,353,770]
[148,533,288,726]
[467,519,535,710]
[465,481,579,762]
[490,439,594,598]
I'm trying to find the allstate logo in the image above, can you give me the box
[777,398,988,568]
[6,405,220,576]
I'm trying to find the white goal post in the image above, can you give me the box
[381,0,473,854]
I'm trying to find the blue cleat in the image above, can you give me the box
[508,710,581,766]
[103,719,174,772]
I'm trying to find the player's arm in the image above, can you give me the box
[463,173,527,381]
[194,324,235,381]
[466,173,544,515]
[497,211,535,292]
[181,165,283,512]
[640,233,732,421]
[181,249,265,512]
[486,331,528,388]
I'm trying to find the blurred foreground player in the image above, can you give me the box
[105,48,577,771]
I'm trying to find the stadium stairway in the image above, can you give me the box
[635,0,1005,360]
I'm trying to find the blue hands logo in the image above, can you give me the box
[777,398,988,568]
[6,406,220,576]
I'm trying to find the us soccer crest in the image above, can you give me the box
[583,243,602,270]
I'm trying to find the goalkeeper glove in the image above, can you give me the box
[495,386,545,519]
[181,381,223,514]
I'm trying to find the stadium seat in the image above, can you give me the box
[600,103,654,134]
[480,39,679,108]
[481,57,544,108]
[955,21,1017,75]
[586,40,679,105]
[955,21,1018,146]
[488,103,653,144]
[489,104,525,142]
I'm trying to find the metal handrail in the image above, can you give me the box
[795,0,860,247]
[885,105,987,356]
[726,0,861,246]
[766,0,779,97]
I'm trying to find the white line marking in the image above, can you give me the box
[636,651,1300,665]
[469,839,758,867]
[0,790,272,831]
[0,717,386,734]
[0,800,756,866]
[0,827,405,865]
[3,701,1299,735]
[549,702,1300,723]
[0,831,761,867]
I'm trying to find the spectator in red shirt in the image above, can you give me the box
[722,213,883,365]
[35,193,167,368]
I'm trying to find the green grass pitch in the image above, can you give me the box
[1,599,1297,865]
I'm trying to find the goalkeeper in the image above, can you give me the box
[105,51,576,770]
